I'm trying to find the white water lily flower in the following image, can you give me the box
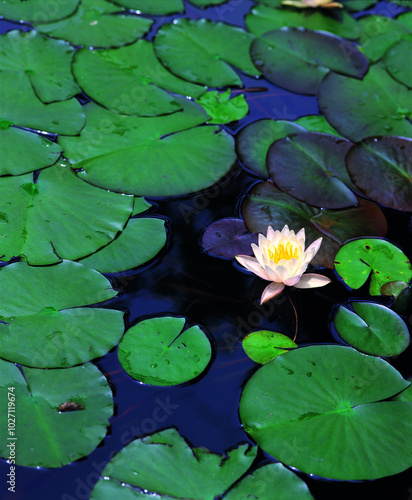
[236,225,331,304]
[281,0,342,8]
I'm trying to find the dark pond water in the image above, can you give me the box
[0,1,412,499]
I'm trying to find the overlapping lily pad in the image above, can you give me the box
[91,428,257,499]
[242,330,297,364]
[0,260,124,367]
[0,359,113,467]
[0,162,133,265]
[109,0,184,14]
[154,18,259,87]
[345,136,412,212]
[239,345,412,480]
[294,115,342,136]
[334,238,412,295]
[35,0,153,48]
[195,90,248,124]
[0,0,79,23]
[384,39,412,88]
[73,40,206,116]
[333,301,410,357]
[60,102,236,197]
[250,28,368,95]
[190,0,229,6]
[318,62,412,141]
[267,132,357,208]
[118,316,212,385]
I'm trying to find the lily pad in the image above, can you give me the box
[250,28,368,95]
[190,0,229,6]
[60,102,236,197]
[318,62,412,141]
[242,330,297,364]
[236,119,305,178]
[0,30,80,103]
[195,90,249,124]
[0,260,124,367]
[0,359,113,467]
[201,218,258,259]
[294,115,342,136]
[154,18,259,87]
[73,40,206,117]
[384,39,412,89]
[78,217,167,273]
[109,0,184,14]
[0,71,85,135]
[334,238,412,295]
[246,4,358,39]
[0,127,61,176]
[35,0,153,48]
[345,136,412,212]
[333,301,410,357]
[0,0,79,23]
[267,132,357,209]
[118,316,212,385]
[239,344,412,480]
[0,162,133,265]
[91,428,257,499]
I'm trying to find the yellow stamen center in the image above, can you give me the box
[268,242,299,264]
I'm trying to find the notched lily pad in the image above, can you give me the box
[242,330,297,364]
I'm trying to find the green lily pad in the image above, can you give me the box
[60,102,236,197]
[294,115,342,136]
[224,463,314,500]
[0,127,61,176]
[91,428,257,499]
[189,0,229,6]
[0,30,80,103]
[333,301,410,357]
[239,345,412,480]
[345,136,412,212]
[109,0,184,14]
[118,316,212,385]
[154,18,259,87]
[242,330,297,364]
[236,119,305,178]
[334,238,412,295]
[318,62,412,142]
[246,4,359,39]
[250,28,368,95]
[35,0,153,48]
[0,0,79,23]
[0,260,124,367]
[0,359,113,467]
[78,217,167,273]
[267,132,357,208]
[73,40,206,117]
[195,89,249,124]
[384,39,412,89]
[0,162,133,265]
[0,71,85,135]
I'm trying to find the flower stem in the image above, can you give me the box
[287,293,298,342]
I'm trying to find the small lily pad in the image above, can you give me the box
[294,115,342,136]
[333,301,410,357]
[0,0,79,23]
[242,330,297,364]
[118,316,212,385]
[195,89,249,124]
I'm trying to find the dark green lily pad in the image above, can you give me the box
[267,132,357,208]
[78,217,167,273]
[318,62,412,142]
[0,0,79,23]
[0,127,61,176]
[0,71,85,135]
[384,39,412,89]
[118,316,212,385]
[109,0,184,14]
[294,115,342,136]
[195,90,249,124]
[333,301,410,357]
[0,260,123,367]
[0,162,133,265]
[190,0,229,6]
[60,102,236,197]
[0,30,80,103]
[239,345,412,480]
[242,330,297,364]
[91,428,257,499]
[334,238,412,295]
[154,18,259,87]
[236,119,305,178]
[250,28,368,95]
[73,40,206,117]
[246,3,358,39]
[345,136,412,212]
[35,0,153,48]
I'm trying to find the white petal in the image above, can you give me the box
[293,273,331,289]
[304,237,323,260]
[272,263,293,282]
[235,255,271,281]
[266,226,275,240]
[258,232,267,249]
[251,243,265,268]
[263,264,283,283]
[284,274,303,286]
[295,228,305,242]
[261,282,285,304]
